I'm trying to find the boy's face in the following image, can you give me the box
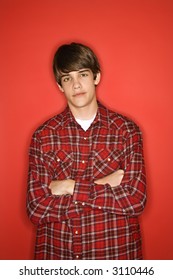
[58,69,100,112]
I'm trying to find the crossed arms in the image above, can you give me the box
[27,124,146,225]
[49,170,124,195]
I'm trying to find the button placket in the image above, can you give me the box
[72,215,82,260]
[73,228,82,260]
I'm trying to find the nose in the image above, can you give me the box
[73,77,81,90]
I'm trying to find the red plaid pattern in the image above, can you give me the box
[27,102,146,259]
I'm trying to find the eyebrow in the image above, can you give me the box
[78,69,90,73]
[60,69,90,78]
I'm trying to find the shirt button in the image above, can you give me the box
[98,206,102,209]
[82,160,85,164]
[74,201,78,205]
[84,137,87,140]
[75,255,79,259]
[82,202,85,206]
[57,157,60,162]
[75,230,78,235]
[107,157,111,162]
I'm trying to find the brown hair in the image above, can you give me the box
[53,42,101,85]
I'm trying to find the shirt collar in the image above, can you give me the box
[94,101,110,128]
[61,101,109,128]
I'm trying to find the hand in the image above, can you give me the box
[94,169,124,187]
[48,179,75,195]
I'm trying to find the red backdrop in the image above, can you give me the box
[1,0,173,260]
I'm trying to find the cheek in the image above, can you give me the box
[84,79,95,89]
[88,84,96,93]
[61,84,71,95]
[63,89,72,100]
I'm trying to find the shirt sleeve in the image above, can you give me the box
[27,132,79,225]
[72,124,147,217]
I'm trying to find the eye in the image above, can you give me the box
[80,72,89,77]
[62,76,70,82]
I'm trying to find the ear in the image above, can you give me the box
[94,72,101,86]
[57,83,64,92]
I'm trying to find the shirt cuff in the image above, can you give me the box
[72,178,93,203]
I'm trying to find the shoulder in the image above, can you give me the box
[31,110,65,140]
[100,102,140,130]
[108,109,143,146]
[111,110,139,131]
[98,102,141,134]
[100,104,142,140]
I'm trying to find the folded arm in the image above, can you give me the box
[27,123,146,225]
[27,132,75,225]
[70,124,147,216]
[49,169,124,196]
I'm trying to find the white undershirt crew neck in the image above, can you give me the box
[75,114,96,131]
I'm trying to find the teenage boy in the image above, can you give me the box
[27,42,146,259]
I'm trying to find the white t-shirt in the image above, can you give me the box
[75,115,96,131]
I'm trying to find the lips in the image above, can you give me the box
[73,92,86,97]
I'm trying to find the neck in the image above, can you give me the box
[68,100,98,120]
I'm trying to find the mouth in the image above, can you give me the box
[73,92,86,97]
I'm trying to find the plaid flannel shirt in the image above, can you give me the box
[27,102,146,259]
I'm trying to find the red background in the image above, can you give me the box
[1,0,173,260]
